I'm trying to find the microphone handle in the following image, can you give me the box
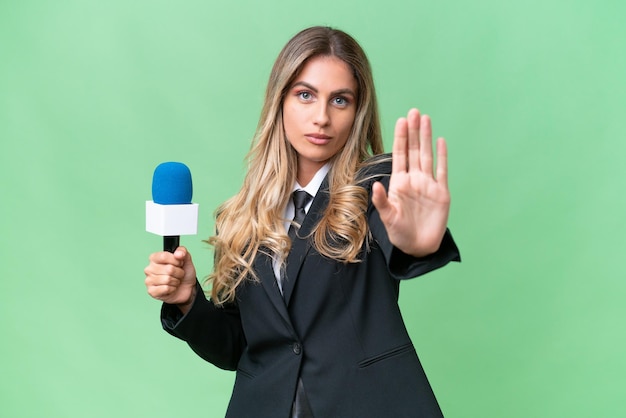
[163,236,180,253]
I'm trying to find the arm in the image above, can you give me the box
[161,282,246,371]
[145,247,246,370]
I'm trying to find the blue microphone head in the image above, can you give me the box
[152,162,193,204]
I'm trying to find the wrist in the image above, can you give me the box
[401,240,441,258]
[176,284,197,314]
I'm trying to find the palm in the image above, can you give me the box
[372,109,450,257]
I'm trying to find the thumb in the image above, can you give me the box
[371,181,391,215]
[173,246,193,268]
[175,246,196,282]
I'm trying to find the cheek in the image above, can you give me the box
[282,107,295,138]
[339,113,356,139]
[283,104,303,133]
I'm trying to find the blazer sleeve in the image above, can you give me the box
[161,281,246,371]
[360,154,461,280]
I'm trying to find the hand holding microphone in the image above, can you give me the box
[144,246,197,310]
[144,162,199,311]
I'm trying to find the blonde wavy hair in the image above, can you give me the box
[206,26,384,305]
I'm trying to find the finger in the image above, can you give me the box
[149,251,182,267]
[145,273,181,288]
[173,246,188,261]
[407,108,421,172]
[176,247,197,281]
[436,137,448,188]
[371,181,391,215]
[178,246,193,265]
[392,117,408,174]
[145,258,185,278]
[147,284,178,300]
[420,115,434,177]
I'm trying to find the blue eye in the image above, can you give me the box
[333,97,349,107]
[297,91,313,101]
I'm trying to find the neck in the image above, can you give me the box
[296,160,325,187]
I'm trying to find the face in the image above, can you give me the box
[282,55,358,185]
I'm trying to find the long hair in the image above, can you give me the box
[206,26,384,305]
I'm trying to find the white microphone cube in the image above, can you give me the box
[145,201,199,236]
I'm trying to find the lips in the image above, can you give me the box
[305,133,332,145]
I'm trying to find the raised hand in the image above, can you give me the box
[144,246,197,313]
[371,108,450,257]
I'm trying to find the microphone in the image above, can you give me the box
[146,162,199,252]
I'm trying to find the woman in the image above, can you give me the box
[145,26,460,418]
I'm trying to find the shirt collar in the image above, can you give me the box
[292,162,331,198]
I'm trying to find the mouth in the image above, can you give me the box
[305,133,332,145]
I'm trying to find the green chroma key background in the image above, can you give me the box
[1,1,624,417]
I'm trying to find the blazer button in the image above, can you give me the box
[292,342,302,355]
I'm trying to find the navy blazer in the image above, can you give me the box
[162,156,461,417]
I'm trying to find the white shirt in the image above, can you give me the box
[273,163,331,290]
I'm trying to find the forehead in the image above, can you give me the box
[292,55,357,92]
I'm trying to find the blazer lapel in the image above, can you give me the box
[282,175,331,306]
[254,250,294,333]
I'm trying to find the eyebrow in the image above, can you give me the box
[291,81,357,98]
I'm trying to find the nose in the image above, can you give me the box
[313,103,330,127]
